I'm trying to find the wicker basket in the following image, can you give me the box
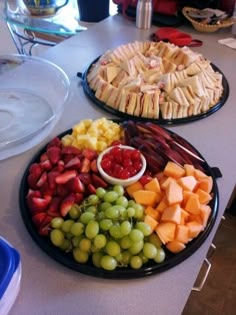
[182,7,236,33]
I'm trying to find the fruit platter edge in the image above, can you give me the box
[78,58,229,126]
[19,123,219,279]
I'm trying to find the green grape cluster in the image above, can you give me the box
[50,184,166,271]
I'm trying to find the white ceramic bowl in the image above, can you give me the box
[97,145,146,187]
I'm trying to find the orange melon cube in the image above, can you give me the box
[166,180,183,205]
[180,209,190,225]
[196,176,213,194]
[126,181,143,198]
[144,214,158,232]
[175,224,190,244]
[182,191,194,208]
[184,193,201,215]
[155,222,176,244]
[155,197,168,213]
[133,190,157,206]
[166,240,186,253]
[200,204,211,228]
[161,204,182,225]
[145,206,160,221]
[177,175,197,192]
[188,214,203,224]
[160,176,175,190]
[163,161,185,179]
[195,188,212,204]
[186,221,203,238]
[194,169,208,180]
[144,177,161,193]
[184,164,195,176]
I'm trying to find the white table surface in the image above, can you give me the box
[1,13,236,315]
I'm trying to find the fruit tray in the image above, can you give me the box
[19,120,219,279]
[77,58,229,125]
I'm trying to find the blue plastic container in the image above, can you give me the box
[0,237,21,315]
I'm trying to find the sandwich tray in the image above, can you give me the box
[19,120,219,279]
[77,57,229,125]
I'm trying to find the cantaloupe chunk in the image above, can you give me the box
[166,180,183,205]
[161,204,182,225]
[144,214,158,232]
[182,191,194,208]
[126,181,143,197]
[180,209,190,225]
[188,214,203,224]
[155,197,168,213]
[175,224,190,244]
[195,188,212,204]
[160,176,175,190]
[145,206,160,221]
[144,177,161,193]
[155,222,176,244]
[163,161,185,179]
[184,164,195,176]
[194,169,208,180]
[196,176,213,194]
[186,221,203,238]
[200,204,211,228]
[133,190,157,206]
[177,175,197,192]
[166,240,186,253]
[184,193,201,215]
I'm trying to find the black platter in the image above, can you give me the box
[77,57,229,125]
[19,122,219,279]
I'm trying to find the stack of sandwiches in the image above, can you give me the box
[87,41,223,120]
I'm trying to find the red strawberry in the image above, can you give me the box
[27,195,51,214]
[63,154,76,165]
[29,163,42,178]
[139,175,152,186]
[64,156,81,170]
[40,182,54,198]
[32,212,47,228]
[38,215,53,236]
[27,173,40,189]
[47,147,61,165]
[60,194,76,217]
[26,189,41,199]
[47,137,62,149]
[54,160,65,173]
[55,170,77,184]
[87,183,97,194]
[90,159,98,173]
[74,193,84,204]
[62,145,81,155]
[91,173,108,188]
[47,196,62,217]
[40,152,49,162]
[40,159,52,171]
[66,176,85,193]
[80,157,90,173]
[36,171,47,188]
[82,148,97,160]
[56,184,69,197]
[78,173,91,185]
[48,171,60,190]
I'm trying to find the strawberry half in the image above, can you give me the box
[36,171,47,188]
[64,156,81,170]
[91,173,108,188]
[32,212,47,228]
[82,148,97,161]
[55,170,77,184]
[60,194,76,217]
[47,147,61,165]
[80,157,90,173]
[62,145,82,155]
[47,137,62,149]
[66,176,85,193]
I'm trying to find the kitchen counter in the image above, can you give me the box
[1,13,236,315]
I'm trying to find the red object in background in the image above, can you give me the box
[218,0,236,16]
